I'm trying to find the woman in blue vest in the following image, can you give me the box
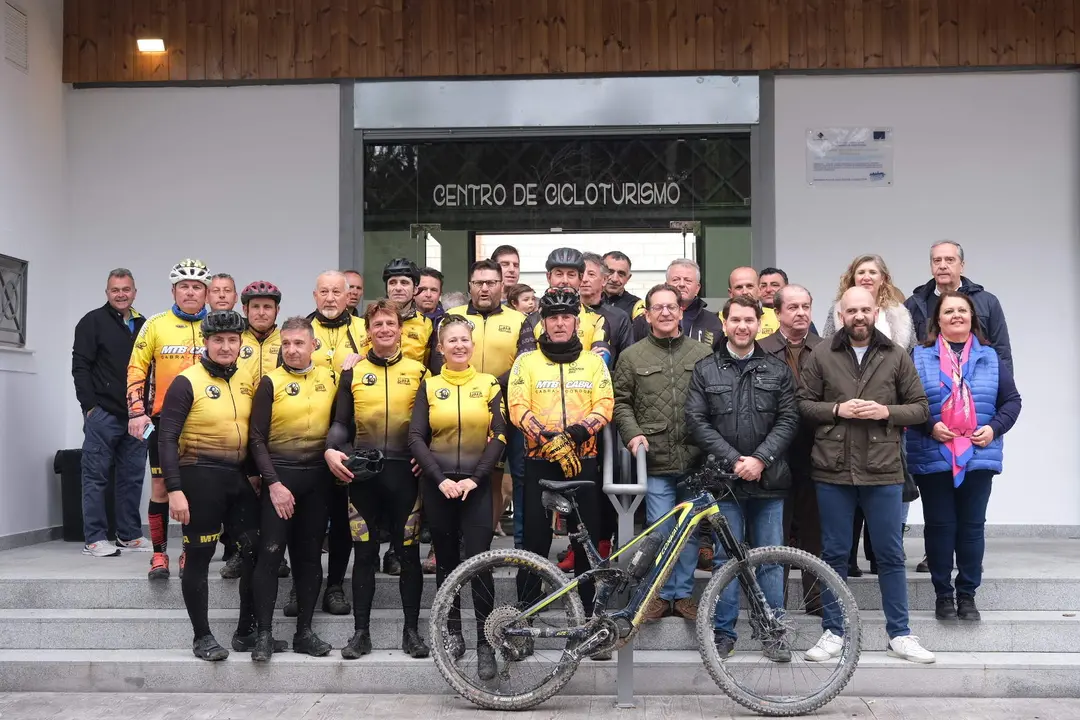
[906,291,1021,623]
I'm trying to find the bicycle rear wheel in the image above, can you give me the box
[429,548,587,711]
[697,546,861,716]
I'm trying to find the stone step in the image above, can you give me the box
[0,648,1076,698]
[2,574,1077,612]
[0,608,1076,653]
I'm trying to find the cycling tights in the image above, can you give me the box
[326,483,353,588]
[348,459,422,630]
[252,466,330,634]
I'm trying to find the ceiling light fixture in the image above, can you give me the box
[136,38,166,53]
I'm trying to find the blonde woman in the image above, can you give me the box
[821,254,918,577]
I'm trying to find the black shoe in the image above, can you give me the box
[231,631,287,653]
[219,554,243,579]
[762,638,792,663]
[477,644,497,681]
[193,634,229,661]
[282,584,298,617]
[278,558,291,578]
[251,630,275,662]
[868,562,879,575]
[341,629,372,659]
[591,649,613,661]
[847,564,863,578]
[378,528,391,544]
[713,632,735,659]
[419,525,432,544]
[445,631,465,660]
[916,556,930,573]
[957,594,981,621]
[293,628,332,657]
[322,584,351,615]
[402,626,430,658]
[935,595,957,621]
[383,547,401,576]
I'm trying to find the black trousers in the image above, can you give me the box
[252,466,330,634]
[519,457,600,615]
[179,465,260,641]
[420,473,495,644]
[326,483,353,587]
[348,459,422,630]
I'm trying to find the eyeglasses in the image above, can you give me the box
[469,279,500,288]
[649,304,680,314]
[439,315,475,331]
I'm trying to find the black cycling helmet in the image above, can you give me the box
[200,309,247,337]
[240,280,282,305]
[345,448,385,482]
[539,287,581,318]
[382,258,421,286]
[545,247,585,274]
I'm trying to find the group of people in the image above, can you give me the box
[70,238,1019,669]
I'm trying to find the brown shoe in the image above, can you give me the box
[672,597,698,621]
[697,545,714,571]
[642,597,671,622]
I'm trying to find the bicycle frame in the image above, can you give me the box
[509,486,783,643]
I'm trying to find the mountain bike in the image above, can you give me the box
[428,457,861,716]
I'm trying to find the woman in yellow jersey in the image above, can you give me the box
[248,316,338,662]
[324,299,429,660]
[158,310,258,662]
[408,314,506,681]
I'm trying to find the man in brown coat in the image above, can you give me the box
[797,287,935,665]
[758,284,822,614]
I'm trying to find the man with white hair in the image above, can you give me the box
[631,259,723,348]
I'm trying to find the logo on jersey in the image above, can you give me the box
[314,383,327,392]
[435,388,450,400]
[599,379,610,389]
[499,325,512,333]
[469,389,484,398]
[205,385,221,399]
[240,386,253,397]
[160,345,200,356]
[135,342,146,350]
[286,382,300,396]
[568,365,582,374]
[240,346,254,359]
[314,338,323,350]
[565,380,593,390]
[536,380,559,390]
[397,377,412,385]
[362,373,377,386]
[407,331,420,340]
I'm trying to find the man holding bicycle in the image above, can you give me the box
[685,294,799,661]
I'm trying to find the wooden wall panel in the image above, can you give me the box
[62,0,1080,84]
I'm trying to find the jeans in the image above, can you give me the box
[712,497,785,638]
[645,474,700,601]
[507,426,526,549]
[81,409,147,544]
[817,482,910,639]
[915,470,994,598]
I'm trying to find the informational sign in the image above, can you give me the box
[806,127,893,187]
[431,181,682,208]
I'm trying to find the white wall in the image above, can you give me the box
[774,72,1080,525]
[0,0,67,539]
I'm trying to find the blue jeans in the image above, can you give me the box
[712,497,785,638]
[81,409,148,544]
[916,469,993,598]
[645,474,700,601]
[817,482,910,639]
[507,426,526,548]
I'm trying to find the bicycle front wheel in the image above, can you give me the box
[696,546,861,717]
[429,548,587,711]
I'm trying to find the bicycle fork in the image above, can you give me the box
[711,515,786,642]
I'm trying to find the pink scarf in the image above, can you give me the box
[937,334,977,487]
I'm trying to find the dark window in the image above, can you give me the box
[0,254,28,347]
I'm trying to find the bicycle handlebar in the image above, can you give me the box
[677,455,743,493]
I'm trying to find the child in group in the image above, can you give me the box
[506,283,536,314]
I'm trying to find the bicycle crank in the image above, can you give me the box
[573,617,619,659]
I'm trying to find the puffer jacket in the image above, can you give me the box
[906,336,1018,475]
[685,344,799,498]
[613,333,713,476]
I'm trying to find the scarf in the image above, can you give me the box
[439,364,477,386]
[538,334,583,364]
[200,355,238,381]
[310,309,352,328]
[937,334,977,487]
[172,304,208,323]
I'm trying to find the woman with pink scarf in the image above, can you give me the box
[905,291,1021,622]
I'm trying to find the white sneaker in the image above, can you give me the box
[804,630,843,662]
[82,540,120,558]
[116,536,153,552]
[887,634,936,664]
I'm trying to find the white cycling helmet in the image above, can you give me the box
[169,258,211,286]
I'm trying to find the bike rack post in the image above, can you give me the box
[601,429,648,709]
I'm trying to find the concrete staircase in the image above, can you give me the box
[0,537,1077,697]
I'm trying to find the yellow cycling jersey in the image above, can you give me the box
[507,348,614,458]
[237,326,281,384]
[399,308,434,365]
[631,298,646,320]
[127,309,205,418]
[249,364,338,478]
[332,350,427,459]
[519,306,610,361]
[310,314,368,377]
[444,303,526,381]
[157,360,255,491]
[719,305,780,340]
[409,366,507,481]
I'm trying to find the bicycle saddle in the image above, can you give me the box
[538,479,594,495]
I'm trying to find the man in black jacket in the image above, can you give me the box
[71,268,149,557]
[632,258,724,348]
[685,295,798,661]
